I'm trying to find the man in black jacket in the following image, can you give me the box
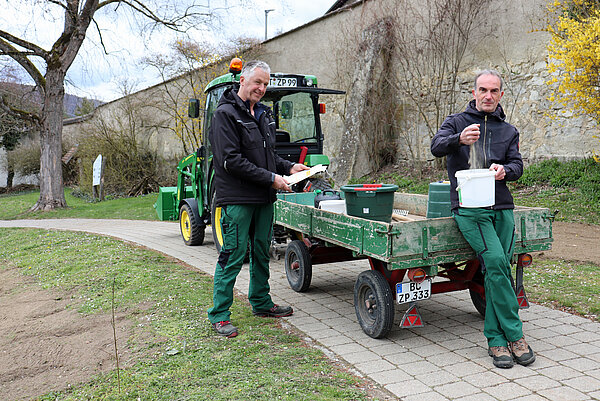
[207,60,308,338]
[431,70,535,369]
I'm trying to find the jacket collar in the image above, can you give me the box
[465,99,506,121]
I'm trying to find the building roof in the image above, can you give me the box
[326,0,361,14]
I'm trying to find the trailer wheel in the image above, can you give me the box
[354,270,394,338]
[180,204,205,246]
[285,240,312,292]
[469,268,486,317]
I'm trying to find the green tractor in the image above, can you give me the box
[154,59,345,250]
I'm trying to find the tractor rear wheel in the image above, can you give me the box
[210,190,224,253]
[180,204,205,246]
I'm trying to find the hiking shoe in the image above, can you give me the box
[509,337,536,366]
[213,321,238,338]
[253,304,293,317]
[488,346,515,369]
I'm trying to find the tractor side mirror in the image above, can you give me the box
[280,101,293,119]
[188,99,200,118]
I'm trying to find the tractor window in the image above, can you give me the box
[204,86,226,140]
[267,92,317,143]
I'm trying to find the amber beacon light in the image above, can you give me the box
[229,58,243,74]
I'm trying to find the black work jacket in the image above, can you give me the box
[209,88,294,206]
[431,100,523,211]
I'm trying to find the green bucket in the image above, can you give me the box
[426,181,452,218]
[340,184,398,222]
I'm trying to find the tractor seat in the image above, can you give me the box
[276,129,290,143]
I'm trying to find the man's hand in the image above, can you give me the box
[290,163,310,174]
[460,124,481,145]
[272,174,292,192]
[489,163,506,180]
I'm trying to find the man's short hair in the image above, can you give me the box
[474,69,503,91]
[241,60,271,78]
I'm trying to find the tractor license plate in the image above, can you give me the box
[396,279,432,304]
[270,77,297,87]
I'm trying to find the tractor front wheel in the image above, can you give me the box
[180,204,205,246]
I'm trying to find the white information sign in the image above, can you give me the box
[93,154,102,186]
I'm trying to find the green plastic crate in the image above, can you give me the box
[340,184,398,222]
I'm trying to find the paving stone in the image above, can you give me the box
[329,342,368,355]
[402,392,450,401]
[483,381,532,399]
[442,361,487,377]
[514,374,561,391]
[369,368,413,385]
[494,364,537,380]
[384,351,423,365]
[426,352,468,367]
[507,395,554,401]
[462,370,507,387]
[416,370,459,387]
[538,348,583,362]
[562,375,600,392]
[385,379,432,398]
[538,386,589,401]
[434,381,480,399]
[411,343,449,358]
[589,368,600,380]
[317,334,353,347]
[538,365,585,380]
[561,357,600,372]
[548,324,584,335]
[455,394,497,401]
[340,350,381,364]
[564,343,600,357]
[397,360,439,375]
[354,359,396,375]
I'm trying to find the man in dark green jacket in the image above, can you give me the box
[431,70,534,369]
[207,60,308,338]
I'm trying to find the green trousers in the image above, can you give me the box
[207,203,275,324]
[454,208,523,347]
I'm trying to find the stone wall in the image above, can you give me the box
[23,0,597,189]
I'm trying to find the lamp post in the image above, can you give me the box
[265,9,274,40]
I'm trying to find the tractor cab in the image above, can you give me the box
[157,58,344,250]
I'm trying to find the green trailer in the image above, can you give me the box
[274,191,554,338]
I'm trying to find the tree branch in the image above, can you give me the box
[0,95,41,126]
[0,38,47,91]
[0,29,49,58]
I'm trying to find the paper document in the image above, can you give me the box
[284,164,327,185]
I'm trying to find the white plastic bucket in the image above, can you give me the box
[455,169,496,208]
[319,199,347,214]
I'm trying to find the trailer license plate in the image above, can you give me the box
[396,279,431,304]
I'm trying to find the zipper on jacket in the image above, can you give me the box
[483,115,488,167]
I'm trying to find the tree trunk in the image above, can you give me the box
[32,68,67,211]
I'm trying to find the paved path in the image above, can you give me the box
[2,219,600,400]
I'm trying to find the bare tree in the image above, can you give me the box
[142,37,262,155]
[0,0,226,211]
[333,0,492,182]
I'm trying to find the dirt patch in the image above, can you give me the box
[0,266,133,401]
[538,221,600,265]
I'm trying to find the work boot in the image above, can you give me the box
[509,337,536,366]
[488,346,515,369]
[253,304,293,317]
[213,321,238,338]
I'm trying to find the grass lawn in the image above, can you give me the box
[0,228,377,401]
[0,188,159,221]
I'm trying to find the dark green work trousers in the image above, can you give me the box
[207,203,275,324]
[454,208,523,347]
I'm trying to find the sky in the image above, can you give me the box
[0,0,337,102]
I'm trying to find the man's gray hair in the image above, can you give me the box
[241,60,271,78]
[474,69,503,91]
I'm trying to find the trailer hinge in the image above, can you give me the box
[421,227,429,259]
[375,228,401,236]
[520,217,527,248]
